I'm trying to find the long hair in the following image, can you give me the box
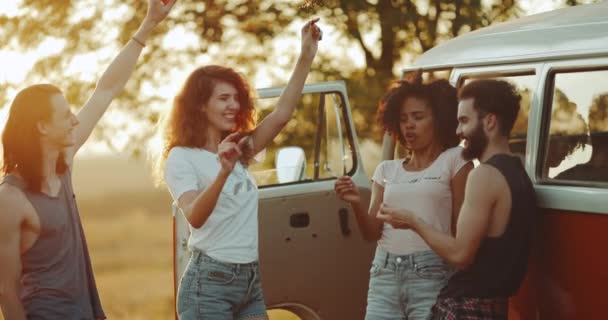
[376,72,460,151]
[2,84,68,192]
[156,65,257,180]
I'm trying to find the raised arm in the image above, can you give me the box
[71,0,177,155]
[0,189,27,320]
[250,18,322,154]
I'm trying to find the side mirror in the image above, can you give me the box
[276,146,306,183]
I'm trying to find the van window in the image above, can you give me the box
[541,69,608,184]
[320,92,355,179]
[249,92,355,187]
[461,74,537,162]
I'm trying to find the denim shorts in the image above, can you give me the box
[176,251,267,320]
[365,248,454,320]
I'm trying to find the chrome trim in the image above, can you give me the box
[535,185,608,215]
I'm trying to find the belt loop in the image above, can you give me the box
[235,263,240,275]
[383,251,389,268]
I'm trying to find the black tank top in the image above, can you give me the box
[440,154,537,298]
[2,172,105,319]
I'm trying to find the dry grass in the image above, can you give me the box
[81,203,174,320]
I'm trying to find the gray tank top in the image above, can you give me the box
[2,172,105,319]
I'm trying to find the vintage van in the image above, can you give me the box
[173,2,608,319]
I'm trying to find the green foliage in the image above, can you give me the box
[0,0,593,156]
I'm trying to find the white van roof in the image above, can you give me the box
[409,1,608,70]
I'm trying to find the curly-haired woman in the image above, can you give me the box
[334,76,473,320]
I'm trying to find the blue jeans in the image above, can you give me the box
[176,251,267,320]
[365,248,453,320]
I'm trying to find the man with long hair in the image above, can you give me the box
[0,1,176,319]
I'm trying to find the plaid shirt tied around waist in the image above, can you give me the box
[431,296,508,320]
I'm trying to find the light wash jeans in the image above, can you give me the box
[365,247,453,320]
[176,251,267,320]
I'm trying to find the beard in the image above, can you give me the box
[462,123,488,161]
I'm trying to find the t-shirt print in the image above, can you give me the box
[222,164,256,196]
[404,175,442,184]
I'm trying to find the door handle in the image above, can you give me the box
[339,208,351,237]
[290,212,310,228]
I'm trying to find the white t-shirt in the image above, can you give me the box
[164,147,259,263]
[372,146,469,255]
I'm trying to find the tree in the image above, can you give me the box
[0,0,594,156]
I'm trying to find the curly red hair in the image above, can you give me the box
[160,65,257,163]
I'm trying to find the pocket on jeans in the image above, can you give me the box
[414,263,448,280]
[204,267,236,285]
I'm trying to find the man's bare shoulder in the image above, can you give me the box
[0,184,29,224]
[466,164,507,195]
[0,183,27,201]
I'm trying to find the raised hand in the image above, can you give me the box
[218,132,250,174]
[334,176,361,204]
[231,132,255,163]
[144,0,177,27]
[300,18,322,61]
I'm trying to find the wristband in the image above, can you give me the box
[132,36,146,47]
